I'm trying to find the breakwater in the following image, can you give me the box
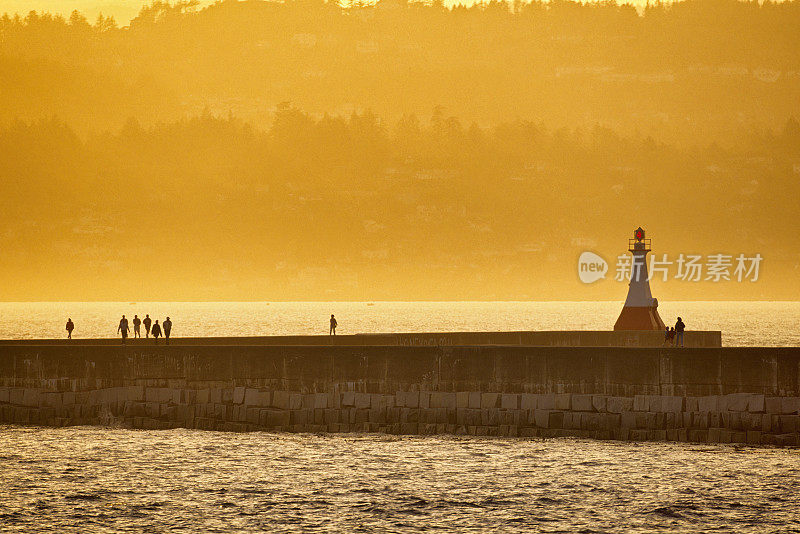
[1,343,797,446]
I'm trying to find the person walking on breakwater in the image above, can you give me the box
[66,318,74,339]
[151,320,162,344]
[330,314,338,336]
[663,326,670,346]
[163,317,172,344]
[675,317,686,347]
[668,327,676,346]
[143,314,152,338]
[117,315,130,343]
[133,315,141,338]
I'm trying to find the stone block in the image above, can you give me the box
[581,413,601,431]
[419,392,430,409]
[721,411,743,431]
[244,389,270,407]
[592,395,607,413]
[290,410,309,425]
[404,391,420,408]
[563,412,582,430]
[633,395,649,412]
[781,398,800,415]
[685,397,700,412]
[723,393,751,412]
[243,388,258,406]
[536,394,555,410]
[747,395,765,413]
[327,392,341,409]
[370,394,386,409]
[400,423,419,434]
[468,392,482,409]
[660,396,684,413]
[621,411,636,429]
[245,407,261,425]
[534,410,563,429]
[289,394,303,410]
[501,394,519,410]
[145,402,160,418]
[40,392,62,409]
[21,389,40,407]
[779,415,800,433]
[440,393,456,410]
[313,393,328,410]
[571,395,594,412]
[520,394,537,411]
[353,409,369,423]
[606,397,633,414]
[342,391,356,407]
[697,396,720,412]
[323,409,339,424]
[554,394,571,411]
[456,392,470,408]
[354,393,370,409]
[480,409,500,426]
[261,409,290,428]
[765,397,782,413]
[481,393,499,409]
[746,431,762,445]
[196,389,210,404]
[688,429,708,443]
[0,388,9,404]
[233,387,246,404]
[144,388,159,403]
[369,408,387,424]
[271,391,290,410]
[730,431,747,444]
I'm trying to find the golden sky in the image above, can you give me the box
[0,0,798,301]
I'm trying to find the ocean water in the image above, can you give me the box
[0,301,798,346]
[1,427,799,533]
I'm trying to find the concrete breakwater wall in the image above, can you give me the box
[0,330,722,348]
[0,344,797,446]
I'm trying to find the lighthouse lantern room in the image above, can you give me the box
[613,227,666,331]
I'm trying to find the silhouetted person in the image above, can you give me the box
[152,320,162,344]
[163,317,172,344]
[143,314,152,338]
[330,314,337,335]
[663,326,670,346]
[118,315,130,343]
[66,318,74,339]
[668,327,676,346]
[675,317,686,347]
[133,314,141,338]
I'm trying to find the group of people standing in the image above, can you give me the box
[118,314,172,344]
[65,314,173,343]
[664,317,686,347]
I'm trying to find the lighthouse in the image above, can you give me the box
[613,227,666,331]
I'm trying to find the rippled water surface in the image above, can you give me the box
[0,301,799,346]
[1,427,799,533]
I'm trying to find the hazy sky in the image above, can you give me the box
[1,0,797,301]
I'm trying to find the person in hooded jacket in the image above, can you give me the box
[152,320,162,344]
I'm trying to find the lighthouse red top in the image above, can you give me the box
[634,227,645,241]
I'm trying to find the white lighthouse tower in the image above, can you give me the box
[613,227,666,331]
